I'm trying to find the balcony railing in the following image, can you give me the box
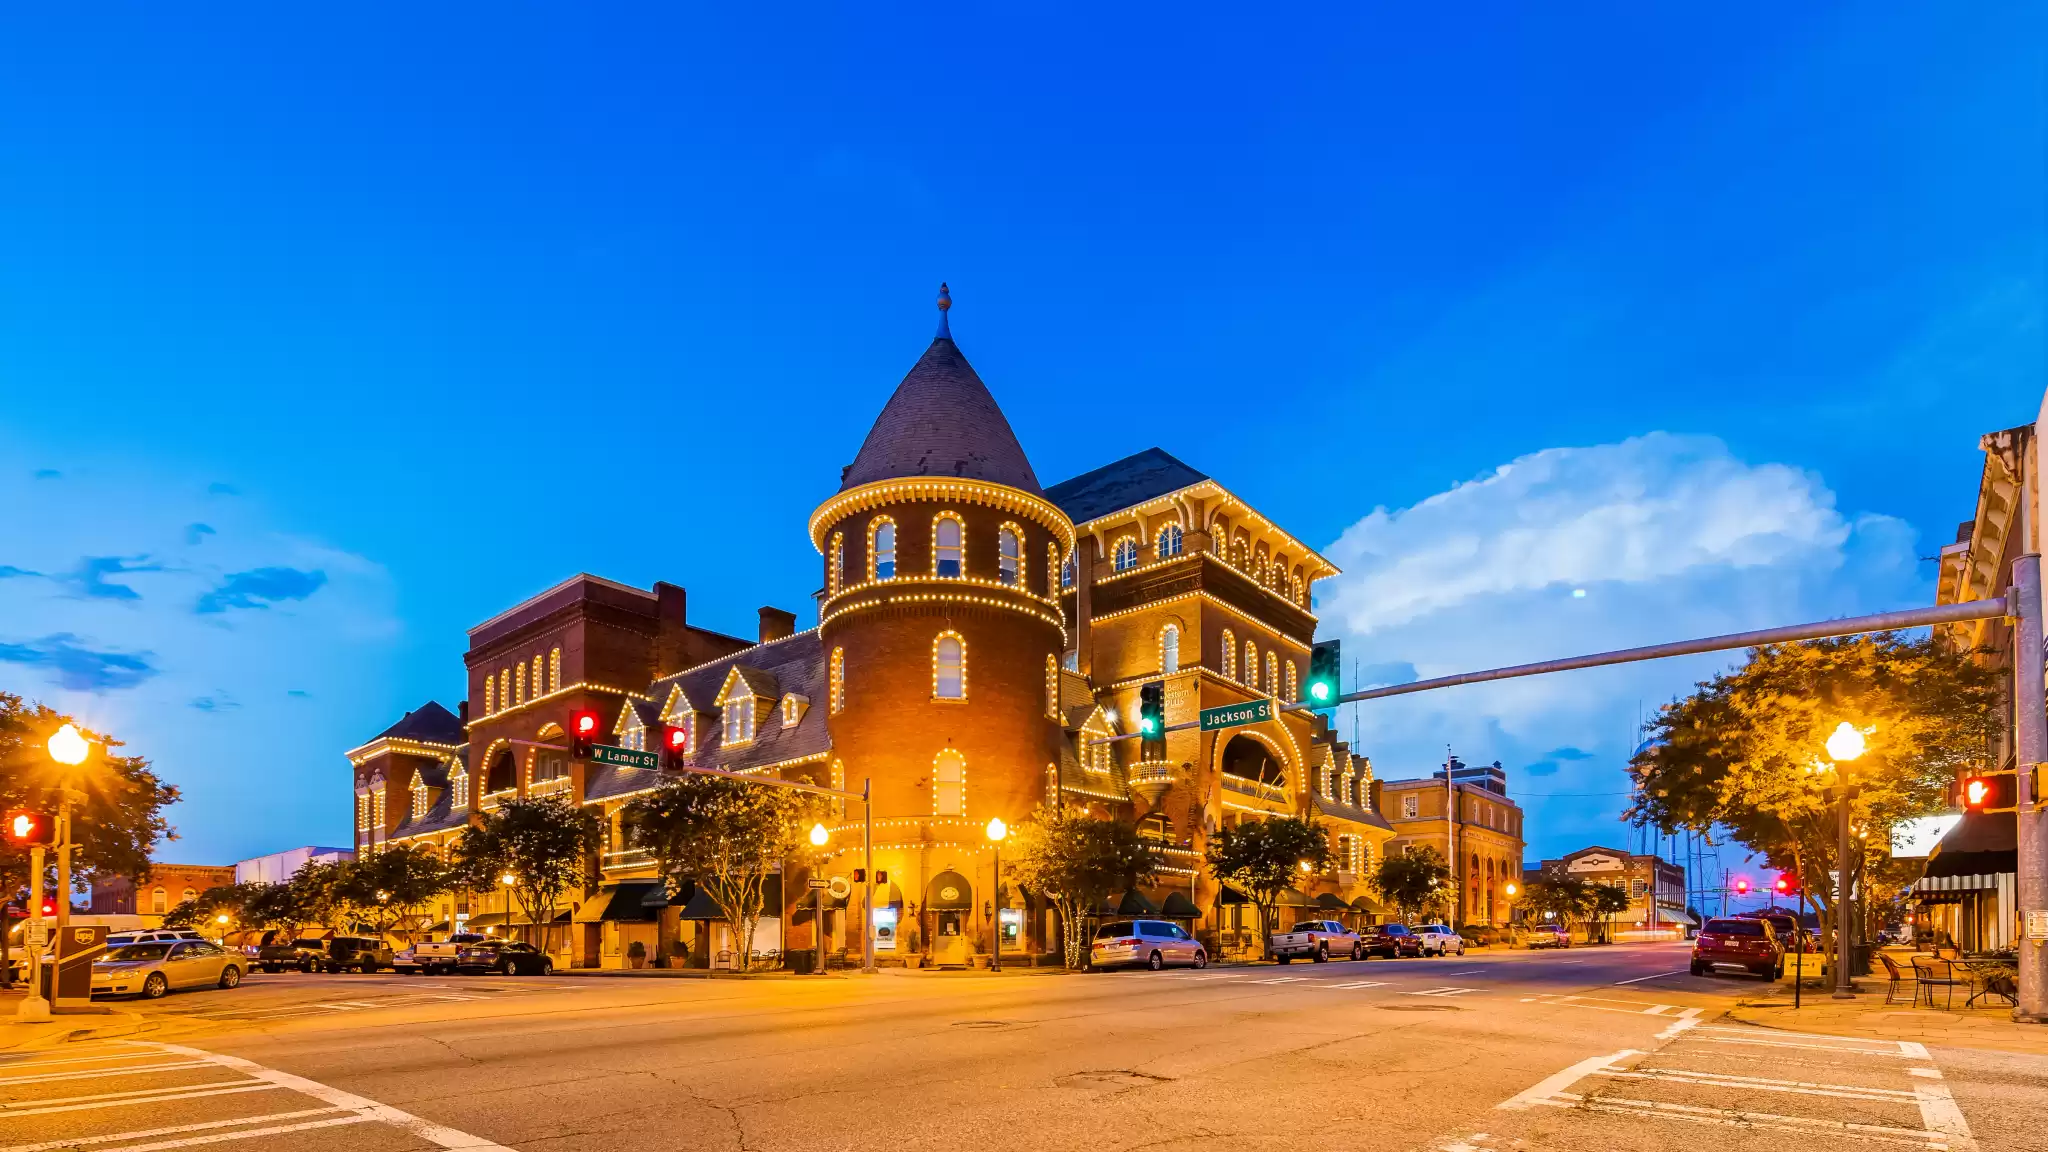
[1221,775,1287,804]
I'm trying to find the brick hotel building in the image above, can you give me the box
[345,290,1395,968]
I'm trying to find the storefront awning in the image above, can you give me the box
[1349,895,1386,915]
[464,913,506,928]
[1923,811,2016,880]
[574,882,663,923]
[926,871,973,911]
[1312,893,1348,911]
[1276,888,1311,906]
[1115,889,1160,916]
[1160,891,1200,918]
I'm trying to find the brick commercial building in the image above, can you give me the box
[90,864,237,919]
[1379,758,1525,927]
[348,289,1394,968]
[1525,845,1690,939]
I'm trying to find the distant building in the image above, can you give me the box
[1379,757,1525,926]
[1525,846,1689,938]
[90,864,237,919]
[235,846,354,887]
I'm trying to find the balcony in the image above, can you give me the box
[602,846,657,874]
[1221,775,1287,805]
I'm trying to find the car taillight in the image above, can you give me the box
[1696,934,1715,945]
[1120,938,1140,946]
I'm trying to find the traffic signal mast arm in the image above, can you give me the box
[1088,595,2012,746]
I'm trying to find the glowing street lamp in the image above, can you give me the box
[809,823,829,847]
[987,817,1008,971]
[1825,722,1867,763]
[46,724,88,767]
[1818,722,1871,1000]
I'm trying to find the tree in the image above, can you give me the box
[454,797,599,957]
[163,882,269,931]
[1629,633,2000,950]
[1371,846,1451,922]
[1204,817,1330,959]
[624,776,817,972]
[1007,803,1160,969]
[0,693,180,983]
[1586,884,1631,943]
[1519,876,1592,938]
[336,844,449,942]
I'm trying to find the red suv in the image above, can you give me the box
[1691,917,1783,980]
[1359,923,1424,959]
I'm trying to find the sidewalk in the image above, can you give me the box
[1729,959,2048,1057]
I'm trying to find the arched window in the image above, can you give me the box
[513,663,526,704]
[498,669,510,711]
[483,676,494,715]
[1244,640,1257,684]
[549,648,561,693]
[1221,629,1236,679]
[450,765,470,810]
[934,515,964,578]
[871,519,897,580]
[182,886,197,905]
[151,887,167,915]
[1045,654,1059,719]
[830,648,846,713]
[532,655,545,698]
[934,632,966,699]
[1265,651,1279,695]
[1061,552,1076,589]
[1161,624,1180,674]
[998,526,1021,586]
[411,777,428,819]
[1112,538,1139,573]
[933,749,965,816]
[1157,523,1183,559]
[830,531,845,594]
[1285,660,1297,702]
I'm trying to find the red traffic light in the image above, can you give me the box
[1733,878,1750,895]
[573,712,599,737]
[3,810,54,847]
[667,726,687,750]
[570,710,600,758]
[1960,773,2018,811]
[1774,875,1791,894]
[39,896,56,917]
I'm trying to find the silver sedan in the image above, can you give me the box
[92,940,244,999]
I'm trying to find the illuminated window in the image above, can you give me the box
[1061,552,1076,589]
[934,749,965,816]
[1265,651,1278,695]
[1221,629,1236,679]
[724,695,756,744]
[934,632,965,699]
[1403,794,1419,819]
[998,526,1021,586]
[1157,524,1183,558]
[618,707,646,752]
[1112,538,1138,573]
[151,887,167,915]
[450,766,470,810]
[871,519,897,580]
[1244,641,1257,684]
[831,531,845,594]
[532,655,544,698]
[1161,624,1180,674]
[830,648,846,713]
[514,663,526,704]
[534,754,568,783]
[1045,654,1059,719]
[483,676,494,715]
[549,648,561,693]
[411,776,428,819]
[1285,661,1297,702]
[934,515,964,578]
[499,669,511,710]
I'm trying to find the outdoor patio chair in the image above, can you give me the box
[1878,952,1916,1005]
[1910,955,1964,1009]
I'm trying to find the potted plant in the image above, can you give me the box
[902,921,923,968]
[627,940,648,970]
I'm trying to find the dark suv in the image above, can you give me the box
[256,937,331,973]
[328,936,395,973]
[1359,923,1423,959]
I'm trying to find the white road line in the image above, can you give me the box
[1496,1049,1638,1110]
[307,1002,366,1011]
[130,1040,518,1151]
[1910,1067,1978,1152]
[1542,1095,1946,1148]
[0,1050,168,1070]
[1594,1068,1917,1102]
[1697,1024,1904,1047]
[1330,980,1389,989]
[1654,1007,1704,1040]
[94,1114,372,1152]
[1406,987,1478,997]
[0,1107,342,1152]
[1696,1036,1926,1057]
[1251,976,1306,985]
[0,1084,282,1118]
[1444,969,1485,975]
[1613,969,1689,985]
[1185,974,1240,981]
[0,1060,211,1086]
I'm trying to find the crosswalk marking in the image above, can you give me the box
[0,1083,283,1118]
[1251,976,1306,985]
[1330,980,1389,989]
[1406,986,1480,997]
[1593,1066,1920,1102]
[1546,1093,1952,1145]
[0,1061,210,1087]
[0,1108,344,1152]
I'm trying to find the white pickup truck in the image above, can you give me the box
[394,933,486,976]
[1270,919,1362,963]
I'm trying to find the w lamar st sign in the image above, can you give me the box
[589,744,660,770]
[1199,699,1274,732]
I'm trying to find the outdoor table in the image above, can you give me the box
[1961,954,2019,1007]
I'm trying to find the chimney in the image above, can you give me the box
[458,699,470,725]
[654,582,688,673]
[758,606,797,644]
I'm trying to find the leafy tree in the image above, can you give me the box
[0,693,180,983]
[1628,634,2000,950]
[1007,803,1160,969]
[1586,883,1631,943]
[1204,816,1330,959]
[336,845,449,942]
[1518,876,1591,937]
[455,797,599,956]
[285,860,349,932]
[1371,846,1451,922]
[162,882,269,931]
[625,775,817,972]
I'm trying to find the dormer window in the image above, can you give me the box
[872,519,897,580]
[410,776,428,820]
[450,764,470,810]
[998,526,1021,586]
[934,514,964,578]
[725,695,756,744]
[781,694,809,727]
[1157,524,1183,558]
[1112,538,1139,573]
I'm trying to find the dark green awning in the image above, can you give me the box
[1160,891,1200,918]
[1313,892,1348,911]
[1116,889,1160,916]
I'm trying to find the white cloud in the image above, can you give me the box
[1316,433,1924,860]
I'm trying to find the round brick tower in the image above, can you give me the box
[810,286,1071,959]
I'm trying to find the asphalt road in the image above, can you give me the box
[1,943,2038,1151]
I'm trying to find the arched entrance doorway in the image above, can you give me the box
[485,749,517,794]
[1219,733,1286,788]
[926,870,973,967]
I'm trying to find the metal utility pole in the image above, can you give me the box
[2013,555,2047,1022]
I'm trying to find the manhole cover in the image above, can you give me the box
[1377,1003,1463,1012]
[1056,1070,1173,1091]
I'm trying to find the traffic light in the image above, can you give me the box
[1733,878,1750,896]
[852,868,864,883]
[1960,772,2018,812]
[1774,874,1794,896]
[3,810,54,847]
[570,711,600,758]
[1138,681,1165,757]
[662,725,689,769]
[1307,640,1341,708]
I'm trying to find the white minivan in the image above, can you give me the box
[1412,924,1466,957]
[1089,920,1207,971]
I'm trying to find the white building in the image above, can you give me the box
[236,845,354,886]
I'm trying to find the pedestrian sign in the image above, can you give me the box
[1199,699,1274,731]
[589,744,660,770]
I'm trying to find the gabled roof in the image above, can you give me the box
[840,336,1042,496]
[374,702,465,745]
[717,665,780,704]
[648,631,830,774]
[1044,448,1209,525]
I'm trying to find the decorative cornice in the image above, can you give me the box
[810,478,1075,555]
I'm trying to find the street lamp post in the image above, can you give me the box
[986,817,1007,972]
[809,822,829,975]
[19,724,91,1022]
[1821,721,1867,999]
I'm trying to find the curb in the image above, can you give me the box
[0,1010,152,1054]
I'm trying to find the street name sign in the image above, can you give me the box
[590,744,660,770]
[807,878,829,889]
[1199,699,1273,731]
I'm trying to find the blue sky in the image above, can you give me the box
[3,5,2042,886]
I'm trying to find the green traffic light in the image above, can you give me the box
[1310,682,1331,701]
[1141,718,1157,734]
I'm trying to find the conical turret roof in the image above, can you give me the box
[839,291,1042,495]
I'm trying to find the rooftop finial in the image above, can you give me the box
[936,281,952,339]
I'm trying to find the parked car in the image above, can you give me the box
[455,939,555,976]
[395,933,487,976]
[1735,912,1814,953]
[1412,924,1466,958]
[1359,923,1424,959]
[256,937,332,973]
[1089,920,1207,971]
[1271,920,1361,963]
[106,928,207,948]
[328,936,395,973]
[1524,924,1571,949]
[92,939,242,999]
[1692,916,1784,980]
